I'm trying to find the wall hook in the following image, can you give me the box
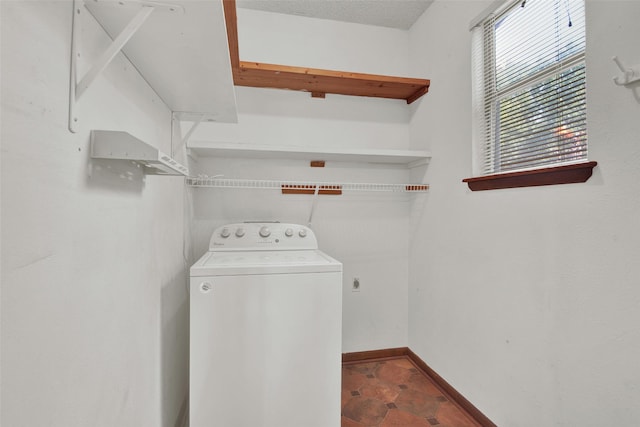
[612,56,640,86]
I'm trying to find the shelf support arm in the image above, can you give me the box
[76,7,154,100]
[172,114,205,157]
[69,0,156,132]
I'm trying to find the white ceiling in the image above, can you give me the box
[236,0,433,30]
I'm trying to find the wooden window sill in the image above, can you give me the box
[462,161,598,191]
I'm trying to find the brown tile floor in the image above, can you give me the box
[342,357,481,427]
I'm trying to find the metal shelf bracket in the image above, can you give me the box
[68,0,182,133]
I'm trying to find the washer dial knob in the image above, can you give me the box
[220,227,231,238]
[298,228,307,238]
[235,228,245,238]
[285,228,294,237]
[259,226,271,238]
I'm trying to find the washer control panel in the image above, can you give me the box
[209,222,318,251]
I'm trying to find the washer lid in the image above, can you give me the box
[190,249,342,276]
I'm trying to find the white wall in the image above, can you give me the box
[10,2,637,426]
[237,8,410,75]
[187,8,421,353]
[408,1,640,426]
[1,2,188,426]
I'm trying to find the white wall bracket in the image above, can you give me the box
[68,0,182,133]
[91,130,189,176]
[612,56,640,87]
[171,113,206,157]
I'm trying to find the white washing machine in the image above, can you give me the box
[189,222,342,427]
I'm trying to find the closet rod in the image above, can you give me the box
[186,177,429,193]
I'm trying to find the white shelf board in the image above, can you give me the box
[187,141,431,167]
[84,0,237,122]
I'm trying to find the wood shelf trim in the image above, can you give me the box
[222,0,430,104]
[222,0,240,69]
[281,184,343,195]
[462,161,598,191]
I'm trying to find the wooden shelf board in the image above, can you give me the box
[234,62,430,104]
[223,0,430,104]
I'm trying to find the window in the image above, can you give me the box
[468,0,593,189]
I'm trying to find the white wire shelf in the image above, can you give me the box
[186,177,429,193]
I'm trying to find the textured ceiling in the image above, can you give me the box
[236,0,433,30]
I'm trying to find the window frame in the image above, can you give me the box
[464,0,596,191]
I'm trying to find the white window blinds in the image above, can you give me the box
[472,0,587,175]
